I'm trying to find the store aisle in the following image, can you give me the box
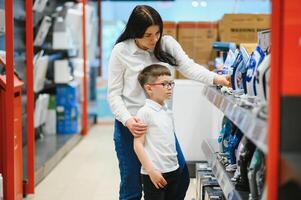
[26,124,196,200]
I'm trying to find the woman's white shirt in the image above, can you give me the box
[107,35,215,125]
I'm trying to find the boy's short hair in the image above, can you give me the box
[138,64,171,88]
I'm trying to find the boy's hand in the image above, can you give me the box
[148,169,167,189]
[126,117,147,138]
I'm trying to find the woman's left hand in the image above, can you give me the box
[213,74,231,87]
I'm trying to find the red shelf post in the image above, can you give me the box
[3,0,16,199]
[82,0,88,135]
[25,0,35,194]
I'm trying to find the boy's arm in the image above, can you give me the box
[133,135,153,173]
[134,135,167,189]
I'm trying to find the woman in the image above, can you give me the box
[108,5,230,200]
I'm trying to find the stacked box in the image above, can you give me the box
[177,22,218,78]
[239,43,257,55]
[56,104,79,134]
[44,95,57,135]
[56,81,81,134]
[56,81,81,106]
[218,14,270,44]
[163,21,177,40]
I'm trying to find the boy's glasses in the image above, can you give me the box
[148,81,175,89]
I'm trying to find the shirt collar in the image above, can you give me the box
[145,99,167,112]
[129,39,154,55]
[128,39,143,54]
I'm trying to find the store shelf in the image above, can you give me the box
[202,139,249,200]
[202,86,268,153]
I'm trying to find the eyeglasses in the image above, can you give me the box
[148,81,175,89]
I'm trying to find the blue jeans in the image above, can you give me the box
[113,120,190,200]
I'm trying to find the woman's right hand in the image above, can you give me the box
[125,117,147,138]
[213,74,231,87]
[148,169,167,189]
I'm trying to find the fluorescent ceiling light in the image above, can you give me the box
[200,1,207,7]
[192,0,199,7]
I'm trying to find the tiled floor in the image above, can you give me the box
[25,123,196,200]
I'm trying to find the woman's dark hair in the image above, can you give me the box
[115,5,178,66]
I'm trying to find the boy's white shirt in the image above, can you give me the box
[107,35,215,126]
[136,99,179,175]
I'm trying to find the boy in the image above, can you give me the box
[134,64,179,200]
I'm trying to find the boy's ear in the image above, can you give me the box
[144,84,152,94]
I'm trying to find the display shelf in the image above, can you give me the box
[202,139,249,200]
[202,86,268,153]
[34,46,78,58]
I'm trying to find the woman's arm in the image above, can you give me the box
[162,35,230,87]
[107,45,147,136]
[107,46,132,125]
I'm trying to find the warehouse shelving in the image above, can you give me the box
[202,86,268,153]
[201,139,249,200]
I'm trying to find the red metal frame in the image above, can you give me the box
[82,0,88,135]
[268,0,282,199]
[281,0,301,95]
[25,0,35,194]
[4,0,15,199]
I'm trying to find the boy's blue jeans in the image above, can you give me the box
[114,120,190,200]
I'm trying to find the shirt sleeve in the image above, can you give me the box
[107,45,132,126]
[136,108,149,125]
[162,35,215,85]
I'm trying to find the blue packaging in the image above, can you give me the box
[228,129,243,164]
[218,117,234,154]
[56,81,81,106]
[56,103,80,134]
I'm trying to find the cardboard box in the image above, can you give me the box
[33,0,48,13]
[219,14,271,44]
[177,22,218,78]
[52,17,75,50]
[56,81,81,106]
[56,104,80,134]
[34,94,50,128]
[163,21,177,40]
[258,29,271,52]
[34,16,52,47]
[54,59,72,84]
[240,43,257,55]
[44,95,56,135]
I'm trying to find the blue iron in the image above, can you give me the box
[245,46,265,96]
